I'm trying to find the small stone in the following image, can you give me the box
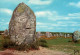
[46,32,52,38]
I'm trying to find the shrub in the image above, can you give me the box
[2,35,39,51]
[14,41,39,51]
[15,44,30,51]
[30,41,39,50]
[2,36,16,49]
[39,39,47,43]
[2,35,48,51]
[39,39,48,47]
[40,43,48,47]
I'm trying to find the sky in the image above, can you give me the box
[0,0,80,32]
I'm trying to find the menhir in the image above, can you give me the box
[9,2,36,45]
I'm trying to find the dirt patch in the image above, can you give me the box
[0,47,70,55]
[0,52,14,55]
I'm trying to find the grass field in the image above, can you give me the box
[0,35,80,55]
[46,37,80,55]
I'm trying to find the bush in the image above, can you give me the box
[2,36,16,49]
[39,39,48,47]
[40,43,48,47]
[2,35,48,51]
[39,39,47,43]
[2,35,39,51]
[16,42,39,51]
[15,44,30,51]
[30,41,39,50]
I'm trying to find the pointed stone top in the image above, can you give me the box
[12,2,35,18]
[13,2,27,14]
[19,2,26,5]
[15,2,34,13]
[21,2,25,4]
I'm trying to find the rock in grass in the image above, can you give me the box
[9,2,36,45]
[46,32,52,38]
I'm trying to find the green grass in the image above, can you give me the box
[0,35,39,51]
[0,35,80,55]
[46,37,80,55]
[46,37,80,46]
[46,37,72,45]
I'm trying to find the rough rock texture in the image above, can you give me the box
[9,2,36,45]
[73,31,80,41]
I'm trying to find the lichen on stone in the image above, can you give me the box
[17,3,27,13]
[9,2,36,45]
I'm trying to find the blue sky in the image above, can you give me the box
[0,0,80,32]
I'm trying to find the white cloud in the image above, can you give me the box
[51,24,68,27]
[35,11,80,21]
[37,21,78,31]
[37,26,48,28]
[28,0,52,5]
[0,8,13,15]
[57,21,78,24]
[35,11,56,17]
[37,22,51,26]
[48,27,53,29]
[36,22,53,29]
[68,13,80,17]
[69,1,80,8]
[37,22,46,25]
[48,16,71,21]
[51,21,80,27]
[6,22,9,25]
[37,10,80,21]
[0,22,9,25]
[2,19,5,21]
[2,0,27,4]
[35,11,57,18]
[36,21,80,30]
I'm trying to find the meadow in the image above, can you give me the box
[0,34,80,55]
[46,37,80,55]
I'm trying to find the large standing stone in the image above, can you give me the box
[66,34,70,37]
[64,34,67,38]
[9,2,36,45]
[56,34,59,37]
[53,34,56,36]
[59,33,63,37]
